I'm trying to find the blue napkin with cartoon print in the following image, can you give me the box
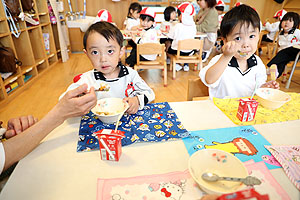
[77,102,189,152]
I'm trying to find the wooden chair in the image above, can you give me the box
[169,39,204,80]
[187,78,209,101]
[257,30,279,59]
[285,50,300,89]
[134,43,167,87]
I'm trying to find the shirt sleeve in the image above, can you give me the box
[59,71,97,100]
[0,142,5,175]
[199,54,223,88]
[130,70,155,110]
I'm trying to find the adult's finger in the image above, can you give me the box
[7,118,22,134]
[4,129,16,139]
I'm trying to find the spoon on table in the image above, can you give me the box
[114,103,129,132]
[202,172,262,186]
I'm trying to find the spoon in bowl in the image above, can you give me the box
[114,103,129,132]
[202,172,261,186]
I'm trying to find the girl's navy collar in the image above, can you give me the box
[228,54,257,76]
[280,28,296,35]
[93,62,129,81]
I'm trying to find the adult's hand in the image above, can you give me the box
[54,84,97,121]
[5,115,38,139]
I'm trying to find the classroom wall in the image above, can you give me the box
[239,0,283,23]
[62,0,131,28]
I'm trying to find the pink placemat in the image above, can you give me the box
[97,170,204,200]
[265,145,300,190]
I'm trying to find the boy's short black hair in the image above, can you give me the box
[220,4,260,38]
[279,12,300,30]
[127,2,142,17]
[83,21,123,50]
[215,6,225,12]
[164,6,176,21]
[140,14,155,22]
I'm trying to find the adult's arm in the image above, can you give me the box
[2,84,96,171]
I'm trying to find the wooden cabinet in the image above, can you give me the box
[0,0,67,106]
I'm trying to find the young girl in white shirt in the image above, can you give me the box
[167,2,197,72]
[124,2,142,31]
[267,12,300,78]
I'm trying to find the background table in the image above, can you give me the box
[0,100,299,199]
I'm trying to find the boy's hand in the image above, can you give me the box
[222,41,239,58]
[123,96,139,114]
[261,80,280,89]
[5,115,38,139]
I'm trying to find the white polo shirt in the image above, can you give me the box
[124,17,140,31]
[200,54,267,99]
[0,142,5,174]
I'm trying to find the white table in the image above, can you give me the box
[0,100,299,199]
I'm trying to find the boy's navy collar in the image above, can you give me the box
[93,63,129,81]
[228,54,257,76]
[280,28,296,35]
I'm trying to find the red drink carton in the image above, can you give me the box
[237,98,259,122]
[95,129,125,162]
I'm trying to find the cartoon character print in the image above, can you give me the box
[262,155,281,166]
[169,130,178,136]
[155,130,167,138]
[131,134,139,142]
[155,104,166,109]
[133,116,143,122]
[125,82,135,97]
[292,155,300,165]
[160,180,186,200]
[163,120,173,129]
[177,123,185,130]
[204,138,258,156]
[152,113,161,119]
[79,135,85,142]
[137,123,150,131]
[145,133,155,140]
[148,119,158,124]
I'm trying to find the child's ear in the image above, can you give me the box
[119,46,125,59]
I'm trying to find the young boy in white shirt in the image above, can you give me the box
[61,22,155,114]
[200,4,279,99]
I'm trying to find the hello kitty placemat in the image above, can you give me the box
[245,161,290,199]
[77,102,189,152]
[97,170,204,200]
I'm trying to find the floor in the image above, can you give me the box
[0,47,299,126]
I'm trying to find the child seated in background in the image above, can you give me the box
[160,6,177,52]
[194,0,218,62]
[124,2,142,31]
[125,7,159,68]
[200,4,279,99]
[215,0,225,30]
[61,22,155,114]
[167,2,197,72]
[258,9,287,55]
[267,12,300,80]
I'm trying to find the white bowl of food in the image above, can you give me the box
[188,149,248,194]
[255,88,291,110]
[91,98,128,124]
